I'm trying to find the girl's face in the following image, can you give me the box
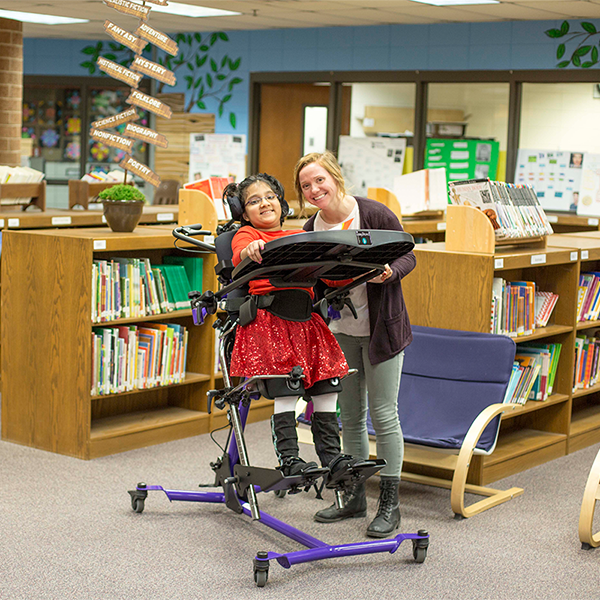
[298,162,340,212]
[242,181,282,231]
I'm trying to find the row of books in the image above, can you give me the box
[491,278,559,336]
[448,178,554,240]
[574,331,600,391]
[503,343,562,404]
[92,255,203,323]
[576,272,600,323]
[91,322,189,396]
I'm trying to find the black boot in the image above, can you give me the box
[314,482,367,523]
[366,476,401,538]
[310,411,342,467]
[271,412,318,477]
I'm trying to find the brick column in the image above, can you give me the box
[0,18,22,167]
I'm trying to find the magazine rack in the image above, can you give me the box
[128,226,429,586]
[0,181,46,211]
[446,205,547,254]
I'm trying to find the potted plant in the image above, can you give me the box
[98,183,146,232]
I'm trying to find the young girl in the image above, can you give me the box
[225,173,352,481]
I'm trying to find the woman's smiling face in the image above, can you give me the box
[242,181,282,230]
[298,162,341,211]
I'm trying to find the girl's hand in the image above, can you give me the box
[242,239,265,263]
[369,263,392,284]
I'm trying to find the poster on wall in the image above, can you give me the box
[514,149,582,213]
[576,153,600,217]
[337,136,406,198]
[188,133,246,185]
[424,139,499,182]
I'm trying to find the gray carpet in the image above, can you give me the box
[2,419,599,599]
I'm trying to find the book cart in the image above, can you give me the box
[403,204,578,485]
[0,190,271,458]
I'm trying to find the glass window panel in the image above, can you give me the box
[426,83,510,181]
[303,105,328,155]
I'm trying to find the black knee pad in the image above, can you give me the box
[305,377,343,397]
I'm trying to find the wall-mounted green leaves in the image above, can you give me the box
[80,40,145,74]
[157,31,243,128]
[545,20,600,68]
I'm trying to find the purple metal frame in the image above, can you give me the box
[133,402,429,575]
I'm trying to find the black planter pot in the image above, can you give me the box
[102,200,145,232]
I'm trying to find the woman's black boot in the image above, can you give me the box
[314,482,367,522]
[366,476,401,538]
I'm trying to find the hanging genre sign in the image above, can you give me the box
[104,21,145,54]
[124,122,169,148]
[90,128,134,153]
[103,0,150,20]
[135,22,178,56]
[119,156,161,187]
[91,107,139,130]
[97,57,142,88]
[143,0,169,4]
[131,56,176,86]
[126,89,172,119]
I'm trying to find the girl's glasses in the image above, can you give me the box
[245,194,278,208]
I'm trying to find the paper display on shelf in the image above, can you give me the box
[514,149,582,213]
[188,133,246,188]
[576,153,600,217]
[393,168,448,215]
[337,136,406,198]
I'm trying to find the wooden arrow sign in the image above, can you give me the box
[104,0,150,20]
[124,122,169,148]
[104,21,145,54]
[119,156,161,187]
[144,0,169,4]
[90,128,134,153]
[97,57,142,88]
[135,23,178,56]
[131,56,176,86]
[126,89,172,119]
[91,107,139,130]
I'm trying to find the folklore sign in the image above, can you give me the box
[125,122,169,148]
[126,89,173,119]
[131,56,176,86]
[97,56,142,88]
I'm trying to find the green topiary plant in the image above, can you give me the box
[98,184,146,202]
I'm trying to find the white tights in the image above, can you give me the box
[273,392,337,415]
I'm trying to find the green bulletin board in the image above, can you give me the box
[424,139,500,182]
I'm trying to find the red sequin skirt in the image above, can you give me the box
[230,309,349,389]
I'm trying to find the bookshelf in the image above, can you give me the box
[0,181,46,211]
[68,180,122,209]
[546,212,600,235]
[402,212,579,485]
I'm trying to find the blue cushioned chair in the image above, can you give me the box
[367,325,524,518]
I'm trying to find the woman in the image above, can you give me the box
[293,151,416,538]
[225,173,353,481]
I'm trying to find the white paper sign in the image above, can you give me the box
[188,133,246,185]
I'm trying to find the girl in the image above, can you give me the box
[225,173,353,481]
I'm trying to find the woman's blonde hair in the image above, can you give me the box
[293,150,347,211]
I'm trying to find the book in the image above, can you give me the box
[183,177,233,219]
[163,255,203,294]
[154,264,192,310]
[392,167,448,215]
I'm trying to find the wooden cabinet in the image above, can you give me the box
[1,226,219,459]
[402,210,581,485]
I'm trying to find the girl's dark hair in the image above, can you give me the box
[222,173,289,227]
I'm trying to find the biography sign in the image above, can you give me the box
[125,122,169,148]
[135,23,178,56]
[104,21,146,54]
[119,156,161,187]
[126,89,172,119]
[104,0,150,20]
[90,128,134,153]
[131,56,176,86]
[97,57,142,88]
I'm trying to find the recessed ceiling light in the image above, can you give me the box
[0,9,89,25]
[149,2,241,18]
[409,0,499,5]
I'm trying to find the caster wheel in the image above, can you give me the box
[254,569,268,587]
[412,533,428,564]
[275,489,287,498]
[131,497,145,513]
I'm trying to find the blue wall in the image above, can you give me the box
[23,19,596,140]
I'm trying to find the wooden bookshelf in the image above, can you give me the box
[0,226,219,459]
[0,181,46,211]
[68,180,121,209]
[402,216,579,485]
[546,212,600,235]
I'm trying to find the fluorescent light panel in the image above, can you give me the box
[149,2,241,17]
[409,0,498,5]
[0,9,89,25]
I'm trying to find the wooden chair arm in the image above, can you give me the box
[451,403,523,517]
[578,447,600,548]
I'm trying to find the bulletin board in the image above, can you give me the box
[425,139,499,182]
[188,133,246,184]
